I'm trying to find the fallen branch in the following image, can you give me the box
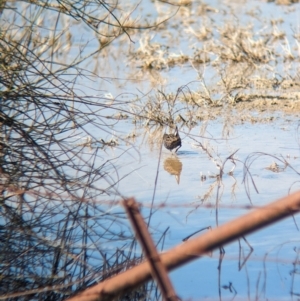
[66,191,300,301]
[123,198,179,301]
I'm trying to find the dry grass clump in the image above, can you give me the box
[131,92,177,126]
[249,77,300,90]
[271,25,285,40]
[127,0,300,110]
[130,33,191,70]
[133,65,300,129]
[168,52,190,66]
[132,34,168,70]
[163,0,193,6]
[191,50,211,64]
[234,92,300,111]
[142,99,172,125]
[212,24,272,64]
[269,0,300,5]
[185,24,213,41]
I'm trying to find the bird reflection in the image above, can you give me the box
[163,156,183,184]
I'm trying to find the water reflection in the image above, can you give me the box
[163,156,183,184]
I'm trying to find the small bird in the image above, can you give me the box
[163,126,182,153]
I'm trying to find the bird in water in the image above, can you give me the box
[163,126,181,153]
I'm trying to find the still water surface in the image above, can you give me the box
[4,0,300,298]
[85,117,300,299]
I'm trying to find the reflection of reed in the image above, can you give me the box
[163,156,183,184]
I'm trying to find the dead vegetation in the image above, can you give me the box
[2,0,300,300]
[124,1,300,128]
[0,1,172,300]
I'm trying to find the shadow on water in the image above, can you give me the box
[176,150,199,156]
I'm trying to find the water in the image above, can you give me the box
[2,0,300,299]
[88,118,300,299]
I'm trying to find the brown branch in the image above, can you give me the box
[123,198,179,301]
[66,191,300,301]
